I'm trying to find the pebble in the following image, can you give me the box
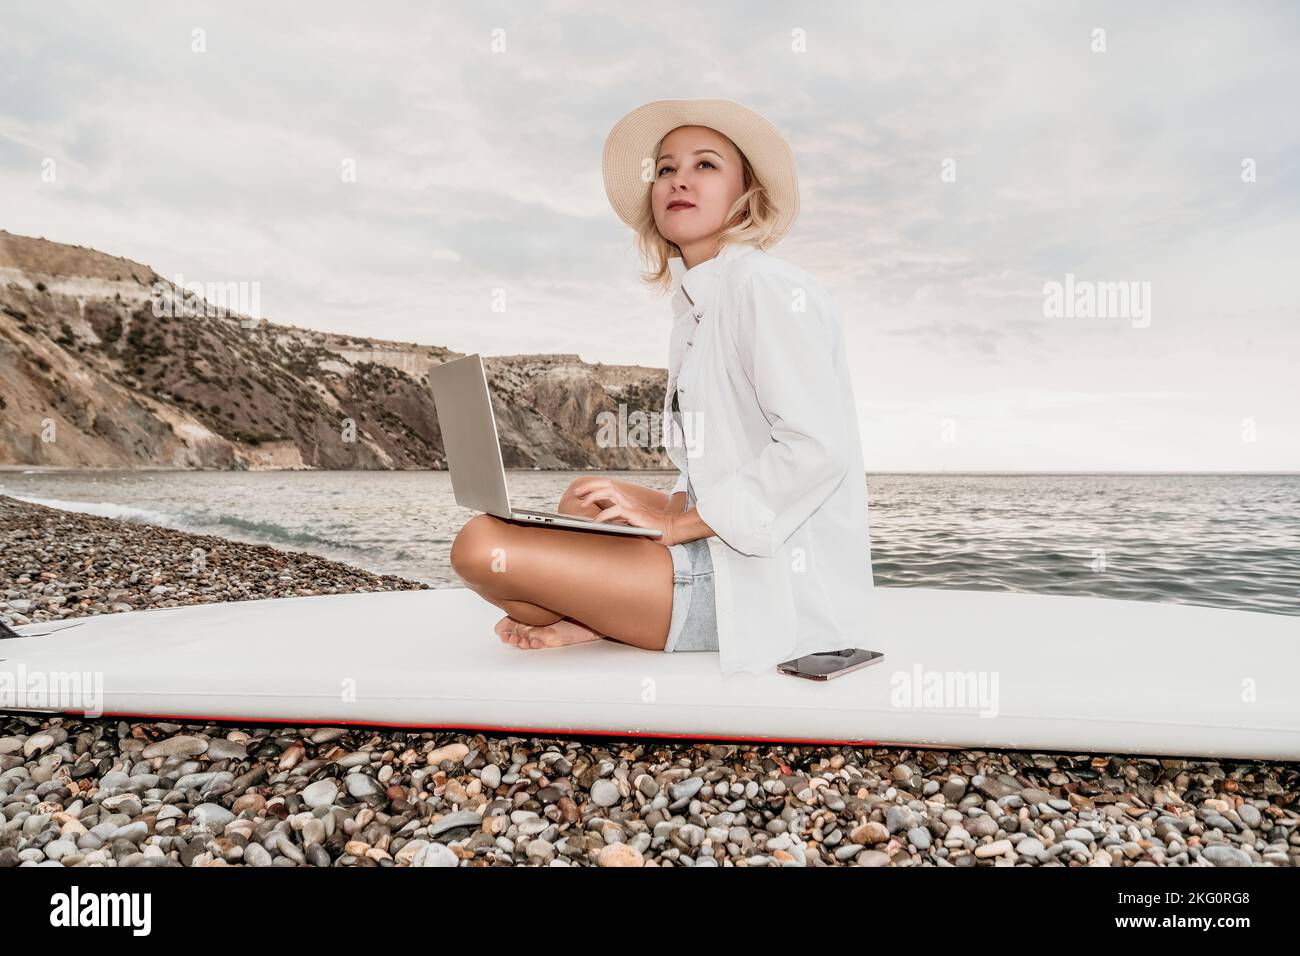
[590,778,621,807]
[670,776,704,802]
[856,849,892,867]
[414,843,459,867]
[885,805,917,833]
[191,803,235,832]
[207,739,248,761]
[301,779,339,809]
[427,743,469,766]
[429,810,482,837]
[1016,837,1046,860]
[345,773,382,799]
[142,735,209,759]
[598,843,644,867]
[853,821,889,845]
[23,733,55,758]
[974,839,1013,859]
[273,832,305,864]
[1200,844,1253,867]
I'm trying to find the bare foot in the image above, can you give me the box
[494,616,524,644]
[495,615,605,650]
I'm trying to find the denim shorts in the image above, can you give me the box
[663,484,718,653]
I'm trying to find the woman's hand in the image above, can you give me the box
[570,478,679,546]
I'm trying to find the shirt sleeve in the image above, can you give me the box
[693,271,851,558]
[671,468,689,496]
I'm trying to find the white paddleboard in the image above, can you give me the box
[2,586,1296,760]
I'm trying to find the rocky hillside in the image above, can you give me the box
[0,230,673,471]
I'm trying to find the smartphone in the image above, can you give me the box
[777,648,884,681]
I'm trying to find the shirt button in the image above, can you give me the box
[693,310,703,319]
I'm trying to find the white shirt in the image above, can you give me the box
[664,240,877,679]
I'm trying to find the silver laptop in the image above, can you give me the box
[428,353,661,537]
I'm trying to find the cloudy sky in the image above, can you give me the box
[3,1,1296,470]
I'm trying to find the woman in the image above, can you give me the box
[450,98,874,679]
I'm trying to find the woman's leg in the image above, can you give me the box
[465,475,676,624]
[449,512,675,651]
[450,516,671,650]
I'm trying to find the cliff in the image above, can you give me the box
[0,230,673,471]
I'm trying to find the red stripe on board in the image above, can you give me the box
[46,707,900,747]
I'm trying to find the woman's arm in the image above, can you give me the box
[666,505,716,546]
[692,270,851,558]
[663,491,715,546]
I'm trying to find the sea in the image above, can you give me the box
[2,469,1298,616]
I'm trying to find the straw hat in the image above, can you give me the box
[602,97,800,245]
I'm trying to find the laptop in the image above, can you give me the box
[428,353,662,537]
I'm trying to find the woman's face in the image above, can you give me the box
[651,125,746,256]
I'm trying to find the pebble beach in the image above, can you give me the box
[2,494,1296,867]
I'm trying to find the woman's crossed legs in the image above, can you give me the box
[449,477,679,652]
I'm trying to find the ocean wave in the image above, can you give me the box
[204,513,377,554]
[7,494,179,525]
[5,493,373,556]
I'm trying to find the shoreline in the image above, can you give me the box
[1,494,1296,867]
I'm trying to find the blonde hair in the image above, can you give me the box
[632,130,784,295]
